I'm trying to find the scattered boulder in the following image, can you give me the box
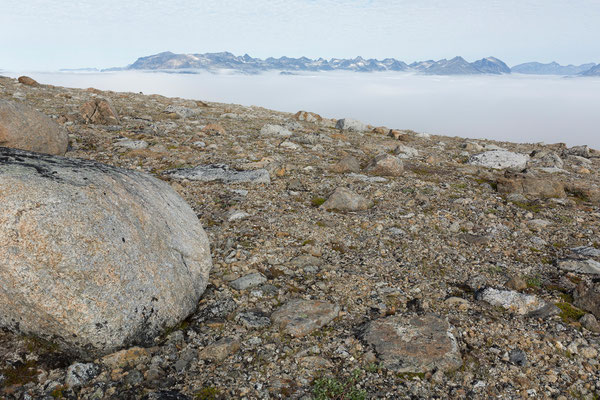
[80,98,120,125]
[294,111,322,123]
[164,105,198,119]
[164,164,270,185]
[497,174,565,199]
[330,155,361,174]
[115,139,148,150]
[477,288,546,315]
[571,246,600,258]
[320,187,373,212]
[336,118,368,132]
[565,145,591,158]
[0,99,68,155]
[0,147,212,356]
[260,124,292,137]
[235,310,271,329]
[557,259,600,275]
[364,314,462,373]
[505,276,528,291]
[17,76,39,86]
[364,154,404,176]
[468,151,529,170]
[271,299,339,337]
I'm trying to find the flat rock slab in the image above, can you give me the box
[229,273,267,290]
[271,299,340,337]
[364,314,462,373]
[571,247,600,258]
[164,164,270,184]
[320,187,373,212]
[468,151,529,170]
[0,147,212,356]
[557,259,600,275]
[477,288,546,315]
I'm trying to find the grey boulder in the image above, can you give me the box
[468,151,529,170]
[0,147,212,357]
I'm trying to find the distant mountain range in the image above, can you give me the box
[120,51,599,76]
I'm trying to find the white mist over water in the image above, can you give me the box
[8,70,600,148]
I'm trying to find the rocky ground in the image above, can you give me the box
[1,75,600,399]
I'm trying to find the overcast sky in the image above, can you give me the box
[2,0,599,71]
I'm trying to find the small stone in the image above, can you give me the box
[320,187,373,212]
[230,273,267,290]
[198,338,240,362]
[505,277,528,291]
[364,154,404,176]
[227,210,250,222]
[580,346,598,359]
[271,299,340,337]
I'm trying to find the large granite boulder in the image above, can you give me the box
[0,147,212,357]
[0,99,68,155]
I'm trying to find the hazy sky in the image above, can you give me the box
[2,0,599,71]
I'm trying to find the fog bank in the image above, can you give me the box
[8,70,600,148]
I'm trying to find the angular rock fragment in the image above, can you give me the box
[497,174,565,199]
[477,288,546,315]
[164,105,198,118]
[336,118,367,132]
[164,164,270,184]
[468,150,529,170]
[574,282,600,319]
[320,187,373,211]
[0,148,212,356]
[364,314,462,373]
[330,155,361,174]
[260,124,292,137]
[198,338,240,362]
[0,99,68,155]
[80,98,120,125]
[271,299,339,337]
[557,259,600,275]
[229,273,267,290]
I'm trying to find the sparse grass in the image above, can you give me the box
[311,197,327,207]
[525,275,542,288]
[312,369,367,400]
[555,302,585,324]
[513,202,542,213]
[0,360,38,388]
[195,386,221,400]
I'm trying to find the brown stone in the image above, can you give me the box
[17,76,39,86]
[505,276,528,291]
[364,154,404,176]
[497,174,565,199]
[201,123,226,135]
[330,155,361,174]
[0,99,68,155]
[271,299,339,337]
[80,98,120,125]
[320,187,373,212]
[372,127,388,135]
[574,281,600,320]
[101,347,150,369]
[198,338,240,362]
[364,314,462,373]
